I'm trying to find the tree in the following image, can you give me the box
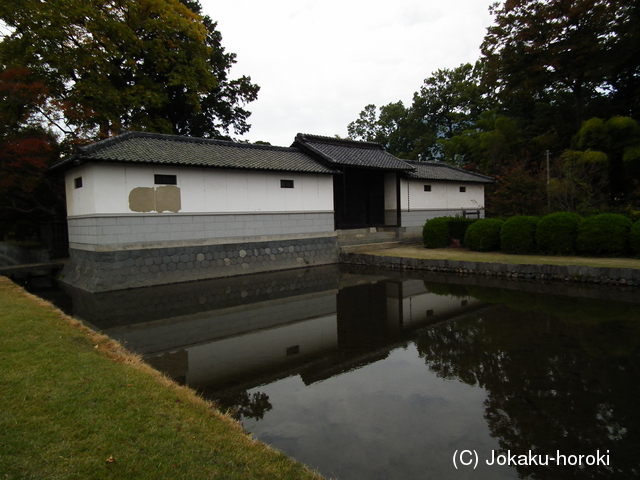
[409,63,487,160]
[481,0,637,126]
[0,0,259,240]
[0,66,63,239]
[440,111,525,172]
[161,1,259,138]
[347,101,415,158]
[0,0,258,140]
[348,64,487,161]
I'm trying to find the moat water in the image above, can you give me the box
[33,265,640,479]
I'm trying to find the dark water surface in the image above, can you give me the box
[36,265,640,479]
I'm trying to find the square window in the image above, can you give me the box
[155,174,177,185]
[461,300,468,307]
[426,309,434,317]
[459,186,466,193]
[424,185,431,192]
[286,345,300,356]
[281,179,294,188]
[74,177,83,189]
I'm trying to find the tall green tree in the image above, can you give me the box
[409,62,488,160]
[481,0,637,126]
[0,0,259,240]
[348,63,487,161]
[347,101,414,158]
[0,0,258,141]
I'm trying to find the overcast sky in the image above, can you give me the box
[199,0,497,147]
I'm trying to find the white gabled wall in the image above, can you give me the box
[65,163,334,217]
[65,164,98,217]
[400,178,485,211]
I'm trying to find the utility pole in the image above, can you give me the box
[546,150,551,211]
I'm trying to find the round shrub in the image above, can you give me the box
[448,217,477,244]
[464,219,504,252]
[576,213,633,256]
[631,220,640,257]
[422,217,451,248]
[500,216,539,254]
[536,212,583,255]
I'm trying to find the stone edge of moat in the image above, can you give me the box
[340,252,640,287]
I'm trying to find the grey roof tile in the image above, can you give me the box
[293,133,414,171]
[403,161,494,183]
[50,132,337,174]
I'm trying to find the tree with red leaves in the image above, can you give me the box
[0,67,62,239]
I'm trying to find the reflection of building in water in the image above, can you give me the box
[300,278,482,385]
[64,266,482,390]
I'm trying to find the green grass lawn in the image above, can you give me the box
[0,277,324,480]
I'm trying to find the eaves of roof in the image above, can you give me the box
[293,133,415,172]
[403,160,494,183]
[49,131,340,175]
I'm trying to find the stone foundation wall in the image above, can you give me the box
[340,252,640,287]
[61,235,338,293]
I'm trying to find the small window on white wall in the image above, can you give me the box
[74,177,83,189]
[459,186,466,193]
[281,179,294,188]
[155,174,177,185]
[424,185,431,192]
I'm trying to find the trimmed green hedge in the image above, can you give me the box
[449,218,476,243]
[576,214,633,256]
[422,217,451,248]
[464,219,504,252]
[500,216,539,254]
[536,212,583,255]
[424,212,637,258]
[631,220,640,257]
[422,216,477,248]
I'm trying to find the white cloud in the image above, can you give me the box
[200,0,496,146]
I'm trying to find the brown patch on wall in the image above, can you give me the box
[129,187,155,212]
[155,185,181,213]
[128,186,181,213]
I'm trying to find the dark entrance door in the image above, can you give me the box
[334,168,386,229]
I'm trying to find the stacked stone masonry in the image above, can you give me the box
[340,252,640,287]
[62,236,338,292]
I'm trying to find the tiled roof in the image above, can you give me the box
[293,133,414,171]
[403,161,494,183]
[50,131,338,174]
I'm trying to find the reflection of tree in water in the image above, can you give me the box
[417,283,640,479]
[212,390,272,422]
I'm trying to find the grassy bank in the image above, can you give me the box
[353,244,640,270]
[0,276,324,480]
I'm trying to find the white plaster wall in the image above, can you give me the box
[65,165,96,217]
[65,163,334,216]
[401,179,485,211]
[384,173,398,210]
[201,169,333,213]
